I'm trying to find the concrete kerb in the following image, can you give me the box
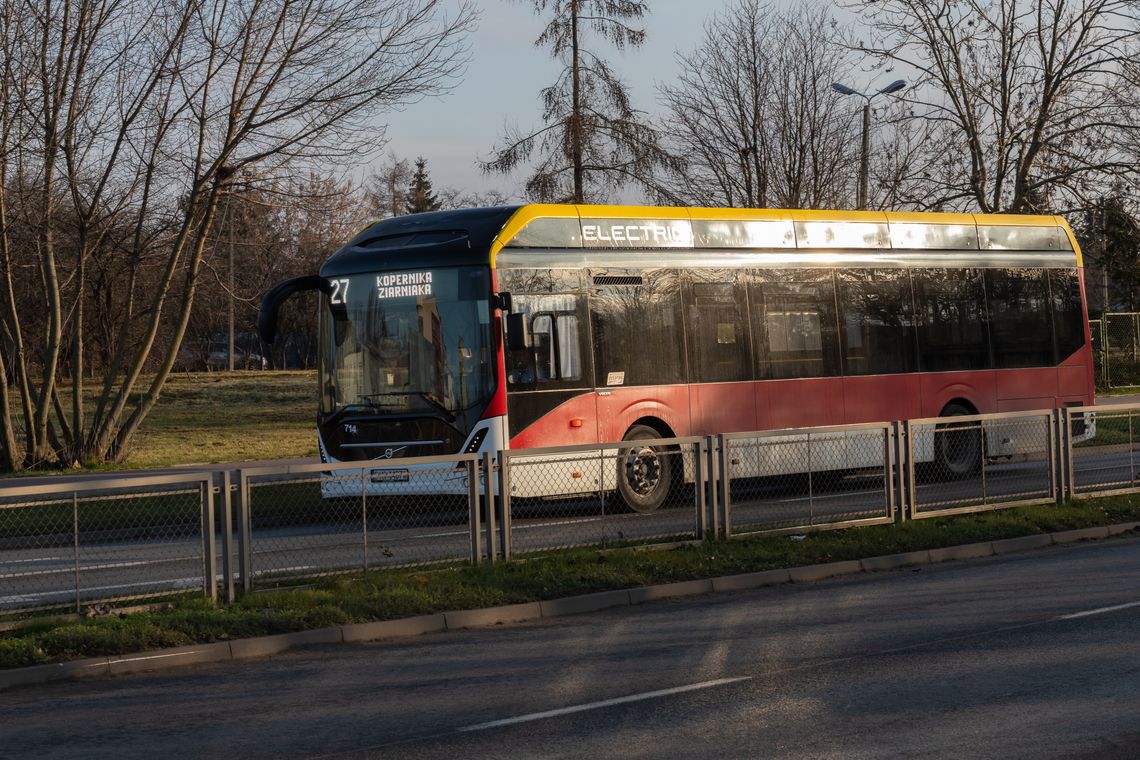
[2,521,1138,692]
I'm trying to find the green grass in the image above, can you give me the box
[2,495,1138,669]
[3,371,317,473]
[129,371,317,467]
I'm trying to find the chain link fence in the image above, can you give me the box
[6,404,1138,615]
[0,474,214,614]
[718,424,896,536]
[238,456,482,589]
[1093,313,1140,388]
[906,411,1056,518]
[1066,404,1140,496]
[502,439,705,556]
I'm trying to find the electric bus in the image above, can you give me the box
[258,204,1095,511]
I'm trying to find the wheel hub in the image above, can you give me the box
[625,446,661,495]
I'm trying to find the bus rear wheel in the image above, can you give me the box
[616,425,672,514]
[935,403,982,478]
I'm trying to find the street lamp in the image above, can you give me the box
[831,79,906,210]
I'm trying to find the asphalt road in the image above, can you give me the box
[2,536,1138,759]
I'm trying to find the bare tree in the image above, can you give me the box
[186,174,371,371]
[480,0,673,203]
[852,0,1140,213]
[0,0,476,470]
[654,1,859,209]
[441,188,515,208]
[366,152,413,218]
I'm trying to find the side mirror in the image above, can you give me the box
[506,312,530,351]
[258,275,326,344]
[494,291,513,313]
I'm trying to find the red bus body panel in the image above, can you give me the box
[508,351,1096,448]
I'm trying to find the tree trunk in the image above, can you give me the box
[570,1,583,203]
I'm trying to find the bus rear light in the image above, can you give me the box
[571,472,583,479]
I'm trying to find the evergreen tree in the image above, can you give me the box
[480,0,673,203]
[405,157,442,214]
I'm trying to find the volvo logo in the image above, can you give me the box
[381,446,407,459]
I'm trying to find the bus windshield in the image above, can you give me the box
[320,265,494,418]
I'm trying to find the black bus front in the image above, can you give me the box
[258,207,518,496]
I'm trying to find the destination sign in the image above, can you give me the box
[376,271,433,298]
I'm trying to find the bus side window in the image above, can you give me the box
[532,313,582,381]
[1049,269,1084,363]
[986,268,1052,368]
[750,271,841,379]
[507,293,587,387]
[532,314,554,380]
[556,314,581,380]
[912,268,990,371]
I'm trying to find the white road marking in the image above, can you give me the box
[458,677,752,732]
[1058,600,1140,620]
[108,650,212,665]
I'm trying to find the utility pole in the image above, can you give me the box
[859,104,871,210]
[228,210,235,372]
[1101,198,1108,315]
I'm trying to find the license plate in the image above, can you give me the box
[370,468,409,483]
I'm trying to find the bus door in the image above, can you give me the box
[504,292,597,449]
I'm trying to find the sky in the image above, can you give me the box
[378,1,740,200]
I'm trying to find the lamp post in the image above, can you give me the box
[831,79,906,210]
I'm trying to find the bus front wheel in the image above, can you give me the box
[616,425,672,514]
[935,403,982,478]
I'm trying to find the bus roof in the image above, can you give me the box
[320,204,1082,276]
[492,204,1078,260]
[320,206,521,276]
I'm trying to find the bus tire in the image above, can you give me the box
[616,425,672,514]
[935,403,982,478]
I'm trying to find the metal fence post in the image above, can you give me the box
[498,458,512,561]
[202,478,217,601]
[72,491,81,613]
[716,434,731,539]
[1130,410,1136,487]
[468,457,483,565]
[979,420,988,503]
[889,422,903,523]
[1046,411,1058,504]
[1053,410,1065,503]
[220,471,236,603]
[238,470,252,592]
[694,439,707,540]
[360,470,369,574]
[806,432,815,525]
[904,420,917,520]
[483,452,499,561]
[1064,408,1074,500]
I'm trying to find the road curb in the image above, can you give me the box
[444,603,542,630]
[2,521,1138,692]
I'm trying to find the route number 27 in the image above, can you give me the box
[329,278,350,305]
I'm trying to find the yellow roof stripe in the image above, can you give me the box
[490,204,1082,267]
